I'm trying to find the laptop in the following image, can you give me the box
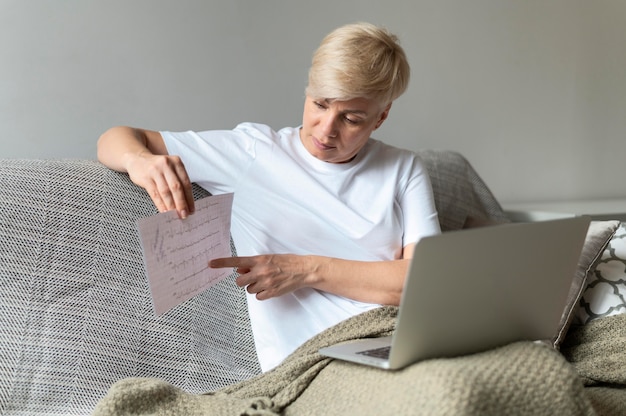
[319,216,591,370]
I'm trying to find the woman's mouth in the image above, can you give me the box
[311,136,335,151]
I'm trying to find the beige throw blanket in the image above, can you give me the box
[93,308,626,416]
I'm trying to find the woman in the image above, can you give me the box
[98,22,440,371]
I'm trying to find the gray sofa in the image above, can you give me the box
[1,151,624,415]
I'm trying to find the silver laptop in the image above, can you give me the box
[319,216,591,370]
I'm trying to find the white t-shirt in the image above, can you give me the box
[161,122,440,371]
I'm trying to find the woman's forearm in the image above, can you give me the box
[308,256,410,306]
[210,253,412,306]
[98,126,168,174]
[97,126,150,172]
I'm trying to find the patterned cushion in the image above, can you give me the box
[575,222,626,324]
[553,220,620,347]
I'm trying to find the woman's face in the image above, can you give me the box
[300,96,390,164]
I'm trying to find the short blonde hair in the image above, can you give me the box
[305,22,410,106]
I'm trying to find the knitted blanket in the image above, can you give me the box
[92,308,626,416]
[561,313,626,416]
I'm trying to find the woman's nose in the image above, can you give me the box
[320,113,338,138]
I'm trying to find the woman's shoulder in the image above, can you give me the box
[364,138,423,165]
[234,122,298,141]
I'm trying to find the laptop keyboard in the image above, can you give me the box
[356,345,391,359]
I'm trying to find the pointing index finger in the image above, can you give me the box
[209,256,250,269]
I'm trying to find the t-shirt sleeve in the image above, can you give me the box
[399,156,441,247]
[160,123,260,194]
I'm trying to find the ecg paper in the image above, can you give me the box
[137,193,234,315]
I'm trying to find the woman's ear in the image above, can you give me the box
[374,103,392,130]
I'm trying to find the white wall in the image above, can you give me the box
[1,0,625,204]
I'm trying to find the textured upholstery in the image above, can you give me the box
[0,160,260,416]
[0,151,505,415]
[418,150,509,231]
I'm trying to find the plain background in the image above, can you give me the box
[1,0,625,204]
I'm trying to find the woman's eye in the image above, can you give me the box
[314,101,326,109]
[344,117,360,125]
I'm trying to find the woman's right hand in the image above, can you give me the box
[98,126,195,219]
[125,152,195,219]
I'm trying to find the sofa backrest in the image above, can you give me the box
[418,150,508,231]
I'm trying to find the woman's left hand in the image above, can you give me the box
[209,255,317,300]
